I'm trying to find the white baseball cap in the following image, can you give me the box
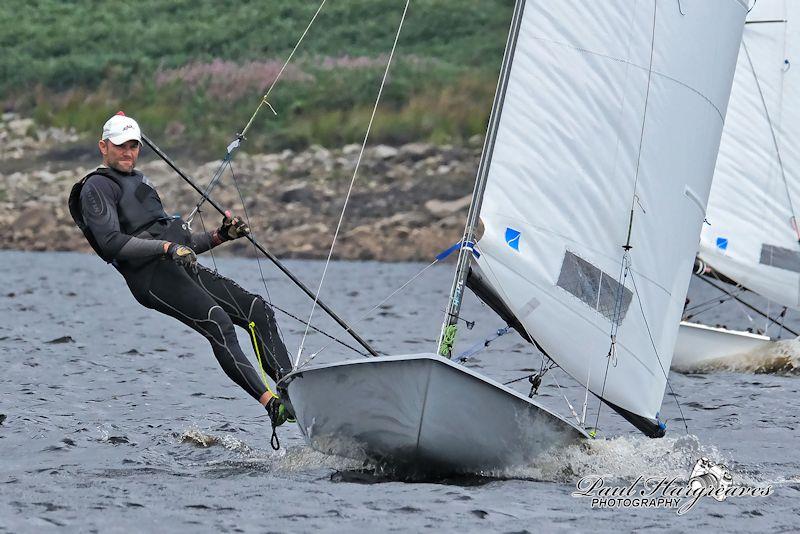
[102,111,141,145]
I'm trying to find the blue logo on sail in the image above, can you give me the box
[505,227,521,251]
[716,237,728,251]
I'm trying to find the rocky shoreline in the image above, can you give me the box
[0,115,483,262]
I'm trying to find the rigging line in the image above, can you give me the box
[594,253,631,432]
[741,39,800,242]
[269,301,368,357]
[683,287,748,319]
[226,160,287,344]
[239,0,327,138]
[473,251,585,425]
[710,269,757,325]
[694,273,799,335]
[683,297,741,321]
[472,251,580,412]
[295,0,411,367]
[296,257,439,368]
[592,0,656,433]
[190,0,327,220]
[197,207,219,273]
[466,238,551,359]
[627,266,690,435]
[623,0,657,251]
[502,361,558,386]
[550,372,582,427]
[683,288,743,315]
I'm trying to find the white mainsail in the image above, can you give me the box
[698,0,800,310]
[472,0,747,428]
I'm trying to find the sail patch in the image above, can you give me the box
[505,227,521,251]
[556,251,632,325]
[760,244,800,273]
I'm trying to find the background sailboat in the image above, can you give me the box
[674,0,800,370]
[283,0,747,474]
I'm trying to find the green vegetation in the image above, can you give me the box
[1,0,514,156]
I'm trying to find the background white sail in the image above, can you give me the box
[473,0,746,423]
[698,0,800,310]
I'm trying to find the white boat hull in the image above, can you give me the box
[672,321,772,371]
[283,353,586,475]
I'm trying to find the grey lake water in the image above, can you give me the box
[1,250,798,532]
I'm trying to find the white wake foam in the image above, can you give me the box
[496,434,725,483]
[673,337,800,374]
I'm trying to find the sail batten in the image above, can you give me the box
[471,0,746,426]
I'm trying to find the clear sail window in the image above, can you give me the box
[556,251,632,325]
[760,244,800,273]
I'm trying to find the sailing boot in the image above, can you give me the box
[265,395,295,427]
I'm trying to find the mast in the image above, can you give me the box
[437,0,527,357]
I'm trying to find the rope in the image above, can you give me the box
[454,326,510,362]
[239,0,328,139]
[628,267,690,435]
[269,301,369,357]
[466,249,587,426]
[296,257,439,369]
[683,287,744,318]
[593,0,657,434]
[624,0,657,251]
[741,39,800,242]
[196,207,219,273]
[189,0,327,221]
[593,253,631,431]
[227,161,285,342]
[295,0,411,367]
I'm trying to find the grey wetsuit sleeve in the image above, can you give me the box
[116,235,167,260]
[80,176,167,261]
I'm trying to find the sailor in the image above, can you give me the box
[68,112,293,431]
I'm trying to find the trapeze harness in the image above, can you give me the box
[68,167,292,402]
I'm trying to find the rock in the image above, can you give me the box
[342,144,361,155]
[400,142,435,161]
[7,118,34,137]
[372,145,398,160]
[45,336,75,344]
[35,170,57,184]
[278,182,315,203]
[424,195,472,216]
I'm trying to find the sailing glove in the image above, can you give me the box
[218,211,250,241]
[166,242,197,269]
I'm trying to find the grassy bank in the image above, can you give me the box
[1,0,513,156]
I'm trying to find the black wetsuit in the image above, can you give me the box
[70,167,291,401]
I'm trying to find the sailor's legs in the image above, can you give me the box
[132,261,268,401]
[191,265,292,380]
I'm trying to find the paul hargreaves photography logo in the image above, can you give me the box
[571,457,773,515]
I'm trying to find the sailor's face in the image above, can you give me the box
[99,139,140,173]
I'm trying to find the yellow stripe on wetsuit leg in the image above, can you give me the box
[249,321,277,398]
